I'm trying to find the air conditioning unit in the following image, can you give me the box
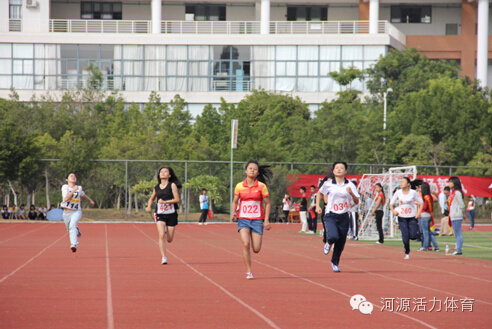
[26,0,38,8]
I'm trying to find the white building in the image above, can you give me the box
[0,0,490,116]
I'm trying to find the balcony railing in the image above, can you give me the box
[50,20,151,33]
[9,19,21,32]
[48,19,392,35]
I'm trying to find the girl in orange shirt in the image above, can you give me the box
[230,160,272,280]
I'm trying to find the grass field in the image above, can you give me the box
[357,229,492,261]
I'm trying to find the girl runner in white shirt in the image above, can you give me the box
[389,177,423,259]
[316,162,359,273]
[61,173,95,252]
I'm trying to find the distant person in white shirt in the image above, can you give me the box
[198,189,209,225]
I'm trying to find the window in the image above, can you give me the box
[9,0,22,19]
[287,6,327,21]
[445,24,458,35]
[81,2,122,20]
[391,6,431,24]
[185,5,226,21]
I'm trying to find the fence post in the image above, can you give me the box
[184,161,188,222]
[125,160,128,220]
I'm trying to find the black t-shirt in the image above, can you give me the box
[300,196,308,211]
[28,211,37,220]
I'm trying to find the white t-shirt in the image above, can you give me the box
[390,189,422,218]
[61,184,85,211]
[282,197,291,211]
[318,178,360,214]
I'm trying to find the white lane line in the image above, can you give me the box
[0,233,66,284]
[105,224,115,329]
[0,224,49,245]
[0,224,20,231]
[181,227,439,329]
[133,224,281,329]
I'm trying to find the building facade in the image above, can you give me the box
[0,0,490,116]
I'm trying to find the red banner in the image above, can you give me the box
[287,174,492,198]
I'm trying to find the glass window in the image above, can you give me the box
[13,44,33,58]
[298,46,318,60]
[186,5,226,21]
[276,46,296,61]
[320,46,340,61]
[0,60,12,74]
[363,46,385,61]
[60,45,78,59]
[9,0,22,19]
[342,46,363,61]
[391,6,431,24]
[287,6,327,21]
[276,62,296,76]
[0,44,12,58]
[81,2,122,20]
[79,45,100,59]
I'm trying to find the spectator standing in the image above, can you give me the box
[467,195,476,230]
[28,205,37,220]
[307,185,318,234]
[419,182,439,252]
[389,177,423,260]
[370,183,385,244]
[298,187,308,233]
[282,193,291,224]
[198,189,209,225]
[448,176,467,256]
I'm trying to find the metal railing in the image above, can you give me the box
[47,19,393,36]
[9,19,21,32]
[50,19,151,33]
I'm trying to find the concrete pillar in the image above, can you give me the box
[260,0,270,35]
[369,0,379,34]
[0,0,9,32]
[476,0,489,87]
[152,0,161,34]
[255,0,261,21]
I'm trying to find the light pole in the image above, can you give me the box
[383,88,393,146]
[383,88,392,164]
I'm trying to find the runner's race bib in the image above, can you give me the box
[398,205,414,216]
[240,200,261,219]
[332,199,349,213]
[157,203,175,214]
[64,191,80,210]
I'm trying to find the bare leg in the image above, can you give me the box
[250,232,263,253]
[239,228,252,272]
[166,226,176,243]
[156,221,167,257]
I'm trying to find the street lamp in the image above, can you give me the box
[383,88,393,146]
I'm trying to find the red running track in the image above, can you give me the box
[0,222,491,329]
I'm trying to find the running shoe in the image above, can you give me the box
[198,222,203,225]
[161,256,168,265]
[306,231,315,234]
[71,245,77,253]
[434,248,440,252]
[404,254,410,260]
[331,264,340,273]
[77,227,82,237]
[417,247,425,251]
[452,251,462,255]
[375,241,383,244]
[323,242,332,255]
[246,272,254,280]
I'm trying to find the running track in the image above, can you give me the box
[0,222,491,328]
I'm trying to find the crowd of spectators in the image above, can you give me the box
[1,203,52,220]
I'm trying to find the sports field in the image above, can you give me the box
[1,222,491,328]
